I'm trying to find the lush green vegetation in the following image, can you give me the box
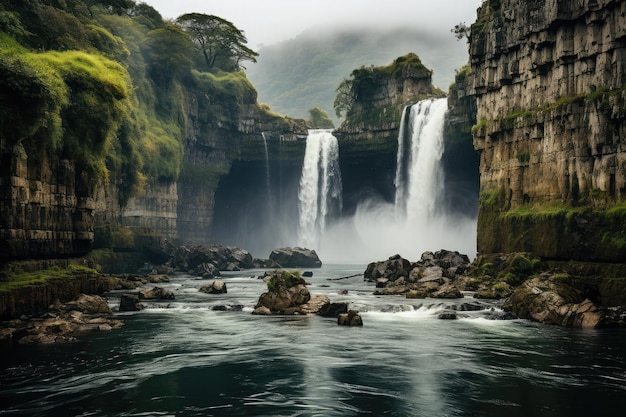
[266,270,302,291]
[307,107,334,129]
[246,27,467,123]
[0,0,263,204]
[0,262,99,293]
[333,53,444,128]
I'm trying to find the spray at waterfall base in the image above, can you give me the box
[298,98,477,263]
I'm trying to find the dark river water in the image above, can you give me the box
[1,264,626,416]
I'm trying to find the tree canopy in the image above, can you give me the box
[307,107,334,129]
[175,13,258,72]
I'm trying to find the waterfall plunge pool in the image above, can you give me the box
[2,264,626,417]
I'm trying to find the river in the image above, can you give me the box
[1,264,625,416]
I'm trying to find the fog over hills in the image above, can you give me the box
[245,25,469,123]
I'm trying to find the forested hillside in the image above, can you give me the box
[0,0,301,259]
[0,0,279,205]
[246,26,468,123]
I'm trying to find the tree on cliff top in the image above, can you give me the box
[307,106,334,129]
[175,13,258,72]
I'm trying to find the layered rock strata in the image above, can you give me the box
[468,0,626,261]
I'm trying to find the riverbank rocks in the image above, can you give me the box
[365,250,471,298]
[170,245,254,273]
[199,280,227,294]
[0,294,123,344]
[503,273,620,328]
[268,247,322,268]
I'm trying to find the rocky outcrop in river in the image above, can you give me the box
[170,245,254,272]
[0,294,122,344]
[268,247,322,268]
[365,250,471,298]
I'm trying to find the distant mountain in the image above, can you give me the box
[245,25,469,123]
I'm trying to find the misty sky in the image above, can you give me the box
[143,0,482,48]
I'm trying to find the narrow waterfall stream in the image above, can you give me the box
[297,129,343,250]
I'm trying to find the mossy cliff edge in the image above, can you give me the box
[0,1,306,262]
[466,0,626,262]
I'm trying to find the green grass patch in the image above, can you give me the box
[479,187,504,207]
[500,201,572,220]
[0,263,99,292]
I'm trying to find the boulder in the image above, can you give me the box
[503,273,607,328]
[252,306,272,315]
[432,284,464,299]
[64,294,112,314]
[338,310,363,326]
[119,294,143,312]
[288,294,330,315]
[255,270,311,314]
[140,287,175,300]
[199,280,228,294]
[438,311,458,320]
[5,294,124,344]
[365,250,472,298]
[268,247,322,268]
[193,262,220,278]
[319,302,349,317]
[364,254,411,282]
[170,245,254,272]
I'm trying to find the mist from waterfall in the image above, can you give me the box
[297,130,343,250]
[318,97,477,263]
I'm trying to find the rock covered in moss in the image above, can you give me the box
[255,271,311,314]
[504,272,609,328]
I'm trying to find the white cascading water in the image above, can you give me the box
[320,97,476,263]
[395,98,447,224]
[297,129,343,250]
[261,132,274,222]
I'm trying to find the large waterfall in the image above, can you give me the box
[320,97,476,262]
[298,130,343,250]
[394,98,447,225]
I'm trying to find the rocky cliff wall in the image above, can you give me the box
[0,148,94,260]
[468,0,626,261]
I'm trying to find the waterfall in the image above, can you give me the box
[261,132,273,213]
[393,105,412,211]
[298,130,343,250]
[394,98,447,224]
[318,95,476,263]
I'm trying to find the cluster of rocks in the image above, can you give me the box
[0,294,123,344]
[503,273,626,329]
[170,245,255,277]
[168,245,322,278]
[365,250,471,299]
[265,247,322,268]
[252,270,362,326]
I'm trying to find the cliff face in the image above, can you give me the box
[469,0,626,261]
[0,150,94,259]
[334,53,449,214]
